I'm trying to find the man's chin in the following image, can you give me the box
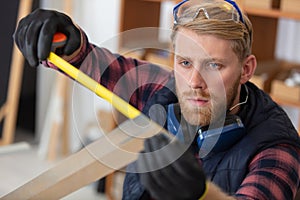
[182,111,211,126]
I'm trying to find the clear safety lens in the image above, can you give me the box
[173,0,244,25]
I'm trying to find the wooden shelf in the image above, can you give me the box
[245,7,300,20]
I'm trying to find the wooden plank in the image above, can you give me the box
[1,114,166,199]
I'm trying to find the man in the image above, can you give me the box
[13,0,300,199]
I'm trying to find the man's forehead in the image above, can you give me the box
[174,38,221,61]
[173,28,237,61]
[174,34,208,58]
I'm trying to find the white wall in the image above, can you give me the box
[72,0,121,51]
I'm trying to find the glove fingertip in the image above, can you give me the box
[63,41,79,55]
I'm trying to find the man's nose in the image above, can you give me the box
[189,68,207,89]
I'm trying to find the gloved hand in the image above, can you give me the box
[137,133,207,200]
[14,8,81,67]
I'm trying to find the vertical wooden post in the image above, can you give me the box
[0,0,33,145]
[43,0,73,160]
[60,0,72,157]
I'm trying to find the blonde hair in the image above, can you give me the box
[171,2,253,62]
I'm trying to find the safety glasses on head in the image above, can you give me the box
[173,0,244,25]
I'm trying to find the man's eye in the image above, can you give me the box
[206,62,222,70]
[180,60,192,67]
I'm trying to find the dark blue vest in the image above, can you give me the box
[122,81,300,199]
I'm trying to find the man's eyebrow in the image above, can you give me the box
[201,57,229,64]
[175,54,192,61]
[175,53,229,66]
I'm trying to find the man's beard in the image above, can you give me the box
[176,80,240,126]
[177,89,212,126]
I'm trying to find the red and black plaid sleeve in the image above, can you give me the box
[235,144,300,200]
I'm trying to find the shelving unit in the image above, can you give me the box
[239,1,300,60]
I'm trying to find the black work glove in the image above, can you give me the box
[14,8,81,67]
[137,134,206,200]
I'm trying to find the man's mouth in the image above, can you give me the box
[186,97,209,106]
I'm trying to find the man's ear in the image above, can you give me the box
[240,55,257,84]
